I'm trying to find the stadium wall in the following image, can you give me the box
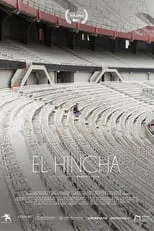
[74,72,91,82]
[50,71,92,83]
[149,73,154,80]
[121,72,149,81]
[26,72,39,85]
[0,70,14,88]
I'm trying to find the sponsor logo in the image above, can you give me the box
[134,215,142,222]
[65,9,88,24]
[1,214,12,223]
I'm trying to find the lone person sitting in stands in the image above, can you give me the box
[73,103,81,119]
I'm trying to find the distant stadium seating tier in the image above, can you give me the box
[1,40,154,69]
[1,0,154,42]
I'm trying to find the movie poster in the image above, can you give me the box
[0,0,153,231]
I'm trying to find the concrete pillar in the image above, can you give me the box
[67,32,76,49]
[148,72,150,81]
[44,26,55,47]
[27,22,39,43]
[130,40,138,54]
[118,38,125,49]
[110,38,118,53]
[0,10,8,41]
[89,35,97,51]
[151,42,154,55]
[18,18,32,44]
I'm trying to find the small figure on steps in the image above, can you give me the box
[73,103,81,120]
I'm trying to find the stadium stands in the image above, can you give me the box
[1,40,154,70]
[0,40,91,66]
[0,83,153,230]
[0,1,154,231]
[22,0,154,31]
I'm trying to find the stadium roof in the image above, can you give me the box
[1,0,154,42]
[22,0,154,31]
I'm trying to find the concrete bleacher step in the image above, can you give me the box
[0,83,154,231]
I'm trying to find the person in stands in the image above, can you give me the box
[73,103,81,118]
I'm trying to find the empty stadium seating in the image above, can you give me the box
[0,1,154,231]
[0,82,153,231]
[22,0,154,32]
[0,40,91,66]
[1,40,154,70]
